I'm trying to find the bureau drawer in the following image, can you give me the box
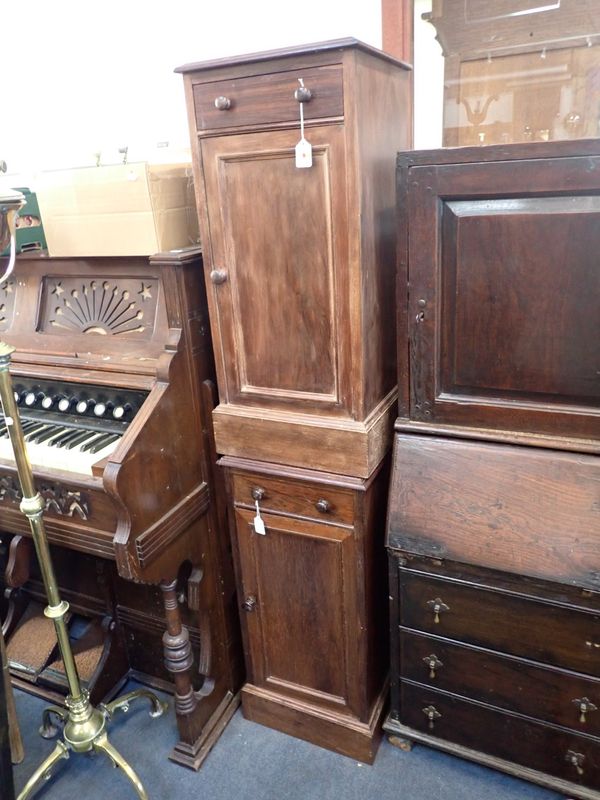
[193,65,344,131]
[231,471,354,526]
[400,570,600,675]
[400,684,600,792]
[400,630,600,736]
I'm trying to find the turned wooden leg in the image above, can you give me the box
[159,579,198,717]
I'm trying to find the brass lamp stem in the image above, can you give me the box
[0,342,166,800]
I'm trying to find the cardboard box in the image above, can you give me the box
[36,163,200,257]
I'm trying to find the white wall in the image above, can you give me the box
[413,0,444,148]
[1,0,382,181]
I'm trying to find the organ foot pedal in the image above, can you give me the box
[0,191,166,800]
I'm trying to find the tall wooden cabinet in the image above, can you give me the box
[178,39,411,761]
[386,140,600,798]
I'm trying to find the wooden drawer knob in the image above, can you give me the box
[315,498,331,514]
[214,96,231,110]
[294,86,312,103]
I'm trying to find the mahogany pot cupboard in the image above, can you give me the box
[177,39,411,761]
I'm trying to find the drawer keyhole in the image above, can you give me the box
[427,597,449,624]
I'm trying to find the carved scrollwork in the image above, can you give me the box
[40,277,158,338]
[0,475,90,520]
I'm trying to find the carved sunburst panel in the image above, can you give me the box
[38,276,159,338]
[0,279,17,332]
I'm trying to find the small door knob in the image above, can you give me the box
[242,595,257,612]
[210,269,227,285]
[214,96,231,110]
[315,498,331,514]
[251,487,265,501]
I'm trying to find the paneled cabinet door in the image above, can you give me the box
[406,151,600,440]
[200,125,353,418]
[234,508,365,719]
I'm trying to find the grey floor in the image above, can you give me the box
[12,682,563,800]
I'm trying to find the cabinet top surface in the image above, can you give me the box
[175,37,411,75]
[397,138,600,169]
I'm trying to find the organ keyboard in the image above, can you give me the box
[0,379,146,476]
[0,248,242,768]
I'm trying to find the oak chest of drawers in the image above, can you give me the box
[386,553,600,799]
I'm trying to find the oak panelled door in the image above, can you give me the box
[233,508,363,718]
[200,125,351,417]
[405,150,600,440]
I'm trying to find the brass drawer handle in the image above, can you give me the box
[251,487,265,501]
[427,597,449,624]
[573,697,597,724]
[315,498,331,514]
[242,595,257,612]
[422,705,441,730]
[423,654,443,679]
[565,749,585,776]
[214,96,231,110]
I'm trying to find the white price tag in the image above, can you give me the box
[295,138,313,169]
[253,500,266,535]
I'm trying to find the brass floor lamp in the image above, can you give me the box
[0,190,167,799]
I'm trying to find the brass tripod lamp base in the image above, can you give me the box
[0,340,168,800]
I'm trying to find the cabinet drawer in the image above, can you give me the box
[232,471,354,526]
[400,684,600,791]
[400,630,600,736]
[400,570,600,675]
[193,65,344,131]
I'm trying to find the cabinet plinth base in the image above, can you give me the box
[240,682,387,764]
[213,390,396,478]
[383,715,598,800]
[169,690,240,771]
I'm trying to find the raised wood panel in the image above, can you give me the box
[201,125,350,414]
[405,148,600,440]
[441,197,600,400]
[235,508,355,710]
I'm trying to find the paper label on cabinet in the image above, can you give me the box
[295,138,312,168]
[254,500,266,535]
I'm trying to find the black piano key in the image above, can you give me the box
[23,424,50,440]
[20,421,39,433]
[78,433,110,453]
[87,433,121,454]
[32,426,66,444]
[63,430,96,450]
[51,429,86,448]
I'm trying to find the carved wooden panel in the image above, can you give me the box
[37,276,159,339]
[0,474,90,520]
[0,279,17,332]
